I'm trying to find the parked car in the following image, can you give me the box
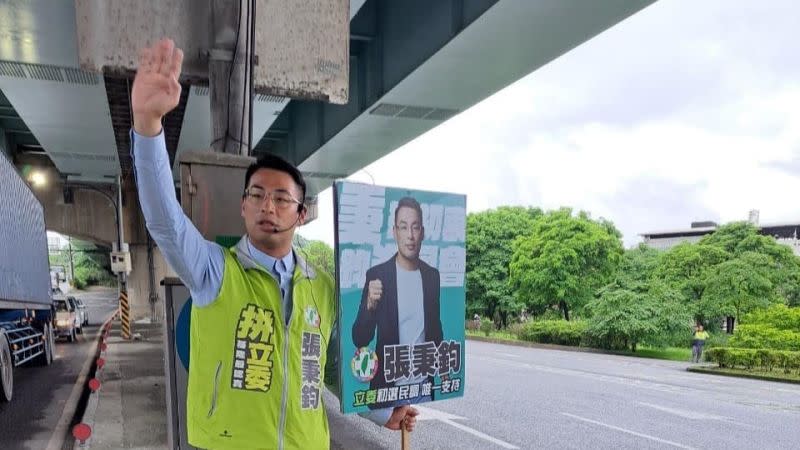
[72,297,89,326]
[54,298,80,342]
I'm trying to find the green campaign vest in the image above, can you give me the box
[186,238,335,450]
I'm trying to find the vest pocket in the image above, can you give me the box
[207,361,222,418]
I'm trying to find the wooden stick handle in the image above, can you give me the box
[401,422,410,450]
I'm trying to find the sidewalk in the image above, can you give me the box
[78,320,168,449]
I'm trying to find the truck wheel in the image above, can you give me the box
[0,332,13,402]
[35,323,54,366]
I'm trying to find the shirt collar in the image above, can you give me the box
[246,237,295,274]
[233,236,316,279]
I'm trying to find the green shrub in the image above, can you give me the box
[705,332,729,349]
[506,322,526,339]
[729,324,800,351]
[518,320,588,346]
[480,319,494,337]
[744,304,800,331]
[706,347,800,373]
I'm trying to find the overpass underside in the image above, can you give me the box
[0,0,656,319]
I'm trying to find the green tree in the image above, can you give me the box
[698,222,759,254]
[654,242,728,320]
[509,208,624,321]
[613,244,662,292]
[60,240,115,289]
[465,206,542,327]
[586,285,691,352]
[700,252,778,332]
[295,235,334,277]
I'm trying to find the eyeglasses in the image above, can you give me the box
[396,225,422,234]
[244,187,302,210]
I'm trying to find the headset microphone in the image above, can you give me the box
[270,210,303,233]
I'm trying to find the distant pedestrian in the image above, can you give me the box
[692,325,710,363]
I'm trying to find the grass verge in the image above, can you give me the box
[466,330,692,362]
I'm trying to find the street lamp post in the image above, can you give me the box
[63,179,131,339]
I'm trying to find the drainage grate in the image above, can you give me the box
[369,102,460,121]
[0,61,100,85]
[424,108,459,121]
[63,68,99,85]
[370,103,405,117]
[397,106,434,119]
[256,94,286,104]
[0,61,26,78]
[25,64,64,82]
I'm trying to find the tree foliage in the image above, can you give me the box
[509,208,624,321]
[465,206,542,327]
[295,235,334,277]
[585,285,691,351]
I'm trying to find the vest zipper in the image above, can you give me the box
[277,275,298,450]
[207,361,222,418]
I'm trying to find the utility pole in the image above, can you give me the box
[68,236,75,284]
[117,175,131,339]
[209,0,254,155]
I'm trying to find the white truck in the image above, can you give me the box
[0,152,56,402]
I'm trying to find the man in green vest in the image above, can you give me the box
[131,38,418,449]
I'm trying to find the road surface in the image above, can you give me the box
[0,287,117,450]
[328,340,800,449]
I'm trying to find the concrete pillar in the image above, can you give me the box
[209,0,253,155]
[127,244,176,321]
[119,180,181,321]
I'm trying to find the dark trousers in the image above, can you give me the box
[692,340,705,363]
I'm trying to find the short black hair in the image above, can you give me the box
[244,153,306,208]
[394,197,423,226]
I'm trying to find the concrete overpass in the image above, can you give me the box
[0,0,656,319]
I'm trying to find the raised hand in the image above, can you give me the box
[367,279,383,311]
[132,38,184,136]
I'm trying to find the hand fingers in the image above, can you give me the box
[158,39,175,77]
[138,47,153,73]
[403,415,417,432]
[405,406,420,417]
[170,47,184,80]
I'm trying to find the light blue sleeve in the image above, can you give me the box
[360,408,392,427]
[130,129,224,307]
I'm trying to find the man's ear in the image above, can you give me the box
[241,197,246,219]
[298,204,307,226]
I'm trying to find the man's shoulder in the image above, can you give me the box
[418,259,440,276]
[366,257,395,277]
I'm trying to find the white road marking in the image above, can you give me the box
[561,413,697,449]
[499,352,521,358]
[415,405,519,449]
[638,402,731,421]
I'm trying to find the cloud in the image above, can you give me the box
[300,0,800,248]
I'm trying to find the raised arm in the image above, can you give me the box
[131,39,223,306]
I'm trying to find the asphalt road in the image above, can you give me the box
[0,287,118,450]
[328,340,800,450]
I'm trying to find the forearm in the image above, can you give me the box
[131,130,223,305]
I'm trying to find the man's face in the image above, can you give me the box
[241,168,305,248]
[393,206,423,261]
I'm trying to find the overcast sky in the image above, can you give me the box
[300,0,800,248]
